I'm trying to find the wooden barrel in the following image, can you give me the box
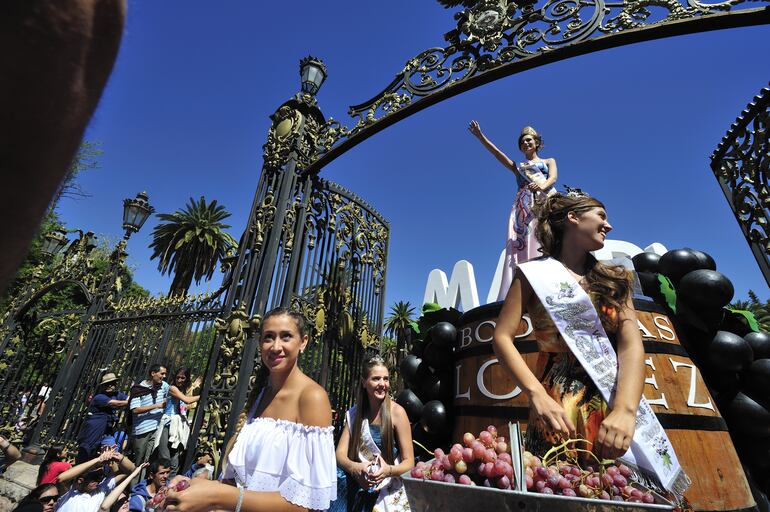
[452,299,755,511]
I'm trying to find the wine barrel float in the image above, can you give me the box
[452,299,755,511]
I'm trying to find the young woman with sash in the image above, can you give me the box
[165,308,337,512]
[468,121,558,300]
[492,193,689,497]
[330,357,414,512]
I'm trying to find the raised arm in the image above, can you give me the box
[594,295,644,460]
[468,120,519,174]
[493,272,575,437]
[0,435,21,464]
[56,448,115,483]
[542,158,558,188]
[169,386,200,405]
[99,463,147,512]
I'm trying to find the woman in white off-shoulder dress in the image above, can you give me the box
[166,307,336,512]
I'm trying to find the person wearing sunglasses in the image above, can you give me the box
[14,483,58,512]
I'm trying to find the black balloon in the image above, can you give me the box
[632,252,661,273]
[708,330,753,372]
[706,368,741,394]
[429,322,457,349]
[746,332,770,361]
[659,248,711,283]
[690,249,717,271]
[744,359,770,409]
[679,269,734,310]
[400,355,422,387]
[423,341,452,370]
[396,389,424,423]
[677,299,724,334]
[420,400,448,435]
[421,371,452,402]
[637,272,660,298]
[727,392,770,437]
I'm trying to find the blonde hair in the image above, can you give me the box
[535,193,631,331]
[222,307,309,466]
[518,126,543,151]
[347,357,395,465]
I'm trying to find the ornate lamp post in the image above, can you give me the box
[300,56,327,96]
[40,230,69,256]
[30,191,154,445]
[122,191,154,239]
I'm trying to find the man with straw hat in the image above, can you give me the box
[76,371,128,464]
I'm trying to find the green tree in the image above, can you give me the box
[53,140,102,207]
[149,197,237,297]
[384,301,417,360]
[731,290,770,332]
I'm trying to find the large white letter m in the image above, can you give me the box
[422,260,480,312]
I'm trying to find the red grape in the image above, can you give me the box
[483,449,497,463]
[606,466,619,477]
[613,475,627,488]
[462,447,474,463]
[541,487,554,495]
[618,464,632,478]
[472,442,486,460]
[497,476,511,489]
[546,475,559,488]
[441,457,453,471]
[562,488,577,497]
[496,441,508,454]
[557,477,571,490]
[434,448,445,459]
[448,450,462,464]
[431,469,444,481]
[486,425,498,438]
[535,467,549,479]
[458,475,472,485]
[410,467,424,478]
[451,443,463,453]
[479,431,493,447]
[444,474,456,484]
[535,480,546,492]
[601,473,614,487]
[493,460,507,477]
[642,493,655,504]
[599,491,610,500]
[498,453,512,465]
[482,479,493,488]
[525,475,533,489]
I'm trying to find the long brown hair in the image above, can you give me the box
[535,193,631,331]
[222,307,309,465]
[348,357,395,465]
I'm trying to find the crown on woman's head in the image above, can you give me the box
[520,126,538,137]
[563,185,589,198]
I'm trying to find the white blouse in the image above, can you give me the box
[223,399,337,511]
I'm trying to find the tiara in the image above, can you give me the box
[563,185,589,198]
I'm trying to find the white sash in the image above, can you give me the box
[519,258,689,495]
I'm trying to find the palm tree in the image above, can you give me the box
[384,301,416,360]
[149,197,237,296]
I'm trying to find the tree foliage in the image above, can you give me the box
[149,197,237,297]
[53,140,103,207]
[384,301,417,360]
[730,290,770,332]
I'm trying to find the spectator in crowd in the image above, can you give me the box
[0,434,21,475]
[77,373,128,464]
[54,447,135,512]
[37,446,72,488]
[128,459,171,512]
[98,463,147,512]
[128,365,169,466]
[155,368,201,476]
[181,454,213,480]
[14,483,58,512]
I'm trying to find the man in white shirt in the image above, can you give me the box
[55,446,135,512]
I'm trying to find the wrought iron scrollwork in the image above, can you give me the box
[711,84,770,285]
[309,0,768,169]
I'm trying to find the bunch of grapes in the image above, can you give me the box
[523,451,655,503]
[410,425,515,489]
[148,478,190,511]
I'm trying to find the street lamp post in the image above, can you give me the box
[30,192,154,445]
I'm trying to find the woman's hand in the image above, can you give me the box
[468,120,483,139]
[367,455,390,487]
[527,181,546,192]
[98,447,116,463]
[595,409,636,461]
[529,389,576,439]
[165,478,223,512]
[349,461,373,489]
[192,377,203,389]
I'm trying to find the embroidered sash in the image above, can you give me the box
[519,257,689,495]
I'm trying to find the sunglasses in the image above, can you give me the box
[39,495,58,504]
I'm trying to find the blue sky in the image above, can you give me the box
[56,1,770,312]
